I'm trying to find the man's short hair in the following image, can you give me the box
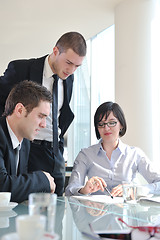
[56,31,87,56]
[3,80,52,116]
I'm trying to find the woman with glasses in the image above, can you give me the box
[65,101,160,197]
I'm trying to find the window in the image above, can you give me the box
[66,25,115,166]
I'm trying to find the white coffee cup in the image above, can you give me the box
[0,192,11,206]
[16,214,46,240]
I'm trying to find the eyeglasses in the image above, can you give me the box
[97,121,117,128]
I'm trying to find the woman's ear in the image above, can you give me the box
[119,127,124,136]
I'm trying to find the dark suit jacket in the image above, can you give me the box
[0,117,50,203]
[0,55,74,151]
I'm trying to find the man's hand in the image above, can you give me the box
[43,171,56,193]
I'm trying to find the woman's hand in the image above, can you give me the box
[111,184,123,197]
[79,176,107,195]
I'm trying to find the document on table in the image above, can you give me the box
[72,195,124,204]
[139,195,160,204]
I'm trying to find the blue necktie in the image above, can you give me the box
[52,74,59,155]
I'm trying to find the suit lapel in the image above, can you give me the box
[0,118,17,175]
[64,74,74,102]
[9,149,17,175]
[29,55,48,84]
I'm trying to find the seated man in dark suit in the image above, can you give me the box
[0,80,55,203]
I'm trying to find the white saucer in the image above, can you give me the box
[0,202,18,211]
[1,232,59,240]
[0,210,17,217]
[0,211,17,228]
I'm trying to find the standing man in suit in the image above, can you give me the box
[0,31,87,196]
[0,80,55,203]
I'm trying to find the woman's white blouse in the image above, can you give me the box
[65,139,160,196]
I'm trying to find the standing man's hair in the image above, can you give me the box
[3,80,52,117]
[56,32,87,56]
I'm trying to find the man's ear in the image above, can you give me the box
[53,46,60,57]
[14,103,25,117]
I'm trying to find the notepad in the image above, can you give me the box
[73,195,124,204]
[139,195,160,204]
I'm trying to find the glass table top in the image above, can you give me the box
[0,196,160,240]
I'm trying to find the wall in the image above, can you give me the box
[115,0,157,161]
[0,0,123,74]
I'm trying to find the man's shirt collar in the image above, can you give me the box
[6,118,22,149]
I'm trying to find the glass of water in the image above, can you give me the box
[28,193,57,233]
[122,182,136,203]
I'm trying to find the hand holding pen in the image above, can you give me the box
[92,176,113,198]
[79,176,106,195]
[79,176,113,198]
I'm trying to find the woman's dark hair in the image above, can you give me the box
[94,101,127,139]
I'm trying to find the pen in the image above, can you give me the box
[104,187,113,199]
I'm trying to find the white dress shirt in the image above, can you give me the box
[6,119,22,173]
[35,55,64,141]
[65,139,160,196]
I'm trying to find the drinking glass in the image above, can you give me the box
[29,193,57,233]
